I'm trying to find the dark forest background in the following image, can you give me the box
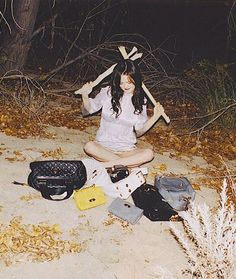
[0,0,236,132]
[1,0,235,74]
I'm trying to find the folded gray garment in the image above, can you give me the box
[108,197,143,224]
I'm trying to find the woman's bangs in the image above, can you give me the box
[128,75,135,84]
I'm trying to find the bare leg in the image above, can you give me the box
[84,141,154,168]
[84,141,120,161]
[103,148,154,168]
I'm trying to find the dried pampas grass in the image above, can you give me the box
[170,178,236,278]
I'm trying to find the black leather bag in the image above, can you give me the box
[131,184,178,221]
[28,160,87,201]
[106,165,130,183]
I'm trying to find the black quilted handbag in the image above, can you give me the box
[28,160,87,201]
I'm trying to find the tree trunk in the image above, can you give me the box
[1,0,40,73]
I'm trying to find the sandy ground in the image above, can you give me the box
[0,124,227,279]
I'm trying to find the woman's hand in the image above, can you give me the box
[76,82,93,96]
[153,102,165,120]
[76,82,93,115]
[136,102,166,137]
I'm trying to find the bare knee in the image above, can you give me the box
[84,141,96,155]
[143,148,154,162]
[84,141,119,162]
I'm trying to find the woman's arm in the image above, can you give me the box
[135,103,165,137]
[79,83,108,116]
[81,92,93,115]
[78,82,93,115]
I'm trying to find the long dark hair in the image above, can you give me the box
[110,59,146,117]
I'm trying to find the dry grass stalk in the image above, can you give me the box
[170,178,236,278]
[0,71,46,114]
[181,60,236,131]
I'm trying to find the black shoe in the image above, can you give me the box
[107,165,129,183]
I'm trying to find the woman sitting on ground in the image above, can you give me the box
[79,59,164,168]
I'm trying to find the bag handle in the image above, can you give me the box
[40,186,74,201]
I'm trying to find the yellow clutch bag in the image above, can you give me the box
[73,185,106,210]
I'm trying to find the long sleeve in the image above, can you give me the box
[81,86,109,116]
[134,104,148,132]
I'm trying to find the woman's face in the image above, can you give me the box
[120,74,135,94]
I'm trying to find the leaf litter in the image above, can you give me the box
[0,94,235,265]
[0,217,81,266]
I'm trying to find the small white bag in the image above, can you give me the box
[114,169,146,199]
[82,158,146,199]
